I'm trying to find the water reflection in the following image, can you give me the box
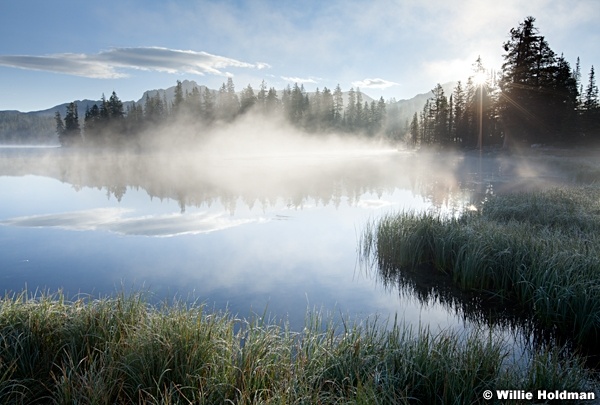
[1,208,266,237]
[0,147,521,214]
[0,146,573,336]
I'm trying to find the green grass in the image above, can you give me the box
[0,291,595,404]
[361,186,600,347]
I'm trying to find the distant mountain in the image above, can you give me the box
[0,80,455,144]
[137,79,212,105]
[34,100,112,118]
[388,82,456,129]
[0,110,58,144]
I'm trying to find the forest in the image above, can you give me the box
[55,17,600,150]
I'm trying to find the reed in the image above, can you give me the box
[361,186,600,346]
[0,291,594,404]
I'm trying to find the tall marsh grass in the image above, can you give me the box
[0,291,595,404]
[361,186,600,347]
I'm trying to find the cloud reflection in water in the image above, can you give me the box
[0,208,266,237]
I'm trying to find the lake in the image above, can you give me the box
[0,143,566,336]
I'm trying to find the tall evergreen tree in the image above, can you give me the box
[55,111,65,139]
[376,97,387,135]
[239,84,257,114]
[184,86,202,116]
[420,99,433,145]
[202,87,215,122]
[583,66,599,112]
[355,89,364,131]
[573,57,583,110]
[173,80,184,114]
[451,81,466,144]
[265,87,280,115]
[307,88,322,131]
[409,112,419,148]
[499,16,575,146]
[333,85,344,127]
[582,65,600,139]
[430,84,450,145]
[59,102,81,147]
[84,103,102,143]
[321,87,335,130]
[144,93,166,124]
[217,78,239,121]
[257,80,267,113]
[108,92,124,120]
[125,102,144,135]
[345,88,356,130]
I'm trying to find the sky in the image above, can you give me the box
[0,0,598,112]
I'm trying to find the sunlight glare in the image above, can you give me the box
[473,71,486,85]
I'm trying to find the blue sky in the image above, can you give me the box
[1,0,598,112]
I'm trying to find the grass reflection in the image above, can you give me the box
[360,186,600,350]
[0,291,594,404]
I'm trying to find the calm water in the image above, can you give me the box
[0,144,554,335]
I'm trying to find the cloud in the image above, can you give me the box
[356,199,396,209]
[0,47,270,79]
[351,78,399,89]
[0,208,267,237]
[0,54,127,79]
[281,76,319,84]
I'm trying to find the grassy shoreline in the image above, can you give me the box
[361,186,600,348]
[0,291,595,404]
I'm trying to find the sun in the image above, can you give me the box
[473,71,487,85]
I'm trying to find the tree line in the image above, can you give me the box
[56,16,599,150]
[55,78,389,148]
[411,16,599,149]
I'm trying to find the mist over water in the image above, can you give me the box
[0,125,587,339]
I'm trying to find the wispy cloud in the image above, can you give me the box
[0,208,267,237]
[280,76,319,84]
[352,78,399,89]
[0,47,270,79]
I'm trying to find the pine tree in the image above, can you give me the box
[59,102,81,147]
[345,88,356,130]
[409,112,419,148]
[582,65,600,139]
[257,80,267,113]
[548,55,579,143]
[451,81,470,146]
[321,87,334,130]
[420,99,432,145]
[144,93,166,124]
[265,87,280,115]
[333,84,344,127]
[202,87,215,122]
[218,78,239,121]
[355,89,363,131]
[583,66,599,112]
[173,80,184,114]
[286,83,308,125]
[84,103,101,143]
[239,84,257,114]
[376,97,387,136]
[55,111,65,138]
[125,102,144,135]
[108,92,124,120]
[574,57,583,110]
[499,16,574,146]
[308,88,322,131]
[184,86,201,116]
[430,84,450,145]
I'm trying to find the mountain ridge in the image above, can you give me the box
[0,80,456,144]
